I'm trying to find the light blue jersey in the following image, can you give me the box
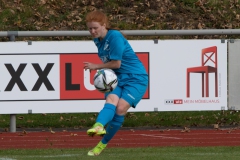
[93,30,147,75]
[93,30,148,107]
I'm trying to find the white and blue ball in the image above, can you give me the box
[93,69,118,93]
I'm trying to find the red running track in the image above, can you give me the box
[0,128,240,149]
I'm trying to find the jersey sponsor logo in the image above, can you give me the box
[103,40,110,51]
[99,55,110,63]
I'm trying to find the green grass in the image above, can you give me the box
[0,147,240,160]
[0,111,239,130]
[0,0,240,132]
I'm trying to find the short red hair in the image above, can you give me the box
[86,10,110,28]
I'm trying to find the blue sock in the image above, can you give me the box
[101,114,125,144]
[96,103,116,126]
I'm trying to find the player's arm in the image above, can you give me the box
[83,60,121,70]
[96,60,121,69]
[84,33,123,71]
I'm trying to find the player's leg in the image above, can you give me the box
[88,74,148,156]
[87,102,117,136]
[87,87,121,137]
[101,99,130,144]
[100,74,149,148]
[88,99,129,156]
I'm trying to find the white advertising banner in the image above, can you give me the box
[0,40,227,114]
[149,40,227,112]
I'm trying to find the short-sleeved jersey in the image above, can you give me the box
[93,30,147,75]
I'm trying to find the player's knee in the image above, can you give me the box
[115,107,127,115]
[106,94,119,106]
[116,102,131,115]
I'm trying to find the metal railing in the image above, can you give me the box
[1,29,240,39]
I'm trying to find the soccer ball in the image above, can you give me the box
[93,69,118,93]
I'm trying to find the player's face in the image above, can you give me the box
[87,22,106,38]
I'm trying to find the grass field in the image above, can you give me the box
[0,146,240,160]
[0,110,239,130]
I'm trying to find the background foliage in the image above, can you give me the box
[0,0,240,41]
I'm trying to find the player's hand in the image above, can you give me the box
[83,62,97,71]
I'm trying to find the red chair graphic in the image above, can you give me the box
[186,46,218,97]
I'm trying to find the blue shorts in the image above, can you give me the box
[105,73,148,108]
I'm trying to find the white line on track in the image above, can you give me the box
[139,134,182,139]
[29,154,81,158]
[0,154,82,159]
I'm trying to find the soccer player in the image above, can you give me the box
[84,10,148,156]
